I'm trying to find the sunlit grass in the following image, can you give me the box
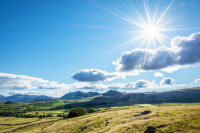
[3,104,198,133]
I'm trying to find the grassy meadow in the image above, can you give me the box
[0,102,200,133]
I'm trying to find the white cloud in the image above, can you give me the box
[0,72,70,97]
[38,81,70,90]
[0,72,48,90]
[125,80,158,90]
[114,32,200,73]
[154,72,164,77]
[160,77,175,86]
[71,69,123,82]
[107,83,125,90]
[70,82,107,91]
[195,79,200,83]
[69,80,158,91]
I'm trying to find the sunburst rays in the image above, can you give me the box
[98,0,182,68]
[100,0,178,51]
[97,0,200,68]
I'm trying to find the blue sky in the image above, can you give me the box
[0,0,200,97]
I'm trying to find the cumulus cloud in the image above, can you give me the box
[160,77,175,86]
[124,82,135,90]
[0,72,70,90]
[114,32,200,72]
[125,80,158,90]
[195,79,200,83]
[135,80,149,88]
[71,69,122,82]
[154,72,164,77]
[38,81,70,90]
[107,83,125,90]
[0,72,47,90]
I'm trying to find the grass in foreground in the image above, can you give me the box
[0,104,199,133]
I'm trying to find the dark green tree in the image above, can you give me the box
[68,107,86,118]
[5,101,14,104]
[87,108,95,113]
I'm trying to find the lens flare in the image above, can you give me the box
[102,0,176,50]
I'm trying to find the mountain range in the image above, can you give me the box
[0,87,200,103]
[63,87,200,108]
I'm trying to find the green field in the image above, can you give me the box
[0,102,200,133]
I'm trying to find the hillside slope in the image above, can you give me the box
[3,104,200,133]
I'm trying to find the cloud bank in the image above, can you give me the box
[71,80,158,91]
[0,72,70,90]
[114,32,200,72]
[72,69,121,82]
[1,72,191,97]
[0,72,70,97]
[0,72,48,90]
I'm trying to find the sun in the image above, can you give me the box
[102,0,177,50]
[126,0,176,49]
[143,25,159,38]
[102,0,199,55]
[137,17,168,49]
[140,23,161,46]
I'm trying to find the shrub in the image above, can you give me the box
[26,114,34,118]
[46,113,53,117]
[5,101,14,104]
[68,107,86,118]
[63,114,68,118]
[39,115,46,118]
[87,108,96,113]
[35,112,39,115]
[57,114,62,117]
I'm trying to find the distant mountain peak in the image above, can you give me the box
[60,91,100,100]
[0,94,54,102]
[103,90,122,96]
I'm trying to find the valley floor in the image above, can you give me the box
[0,104,200,133]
